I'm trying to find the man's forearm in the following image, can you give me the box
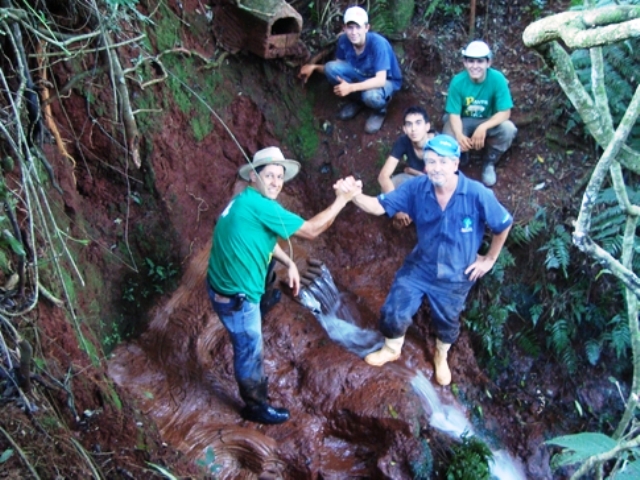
[295,197,349,240]
[351,71,387,92]
[478,110,511,131]
[353,193,386,216]
[272,244,293,267]
[486,225,512,260]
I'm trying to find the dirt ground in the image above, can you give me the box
[0,0,614,479]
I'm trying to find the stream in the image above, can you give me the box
[298,262,527,480]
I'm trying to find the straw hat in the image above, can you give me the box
[238,147,301,182]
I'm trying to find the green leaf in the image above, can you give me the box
[146,462,179,479]
[0,448,14,463]
[615,459,640,480]
[2,230,25,256]
[546,432,617,467]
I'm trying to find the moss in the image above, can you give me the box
[154,6,181,51]
[285,98,319,161]
[390,0,415,32]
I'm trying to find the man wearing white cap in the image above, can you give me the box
[443,40,517,187]
[299,6,403,134]
[349,135,512,386]
[207,146,361,424]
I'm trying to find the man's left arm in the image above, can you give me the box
[334,70,387,96]
[469,109,511,150]
[272,244,301,296]
[464,225,512,281]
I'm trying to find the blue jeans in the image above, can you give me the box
[378,260,473,344]
[207,282,264,384]
[324,60,395,112]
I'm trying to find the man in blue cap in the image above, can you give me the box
[298,6,402,134]
[351,135,513,385]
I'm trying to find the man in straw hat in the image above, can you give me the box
[207,146,362,424]
[349,135,512,386]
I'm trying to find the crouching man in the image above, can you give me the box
[350,135,512,385]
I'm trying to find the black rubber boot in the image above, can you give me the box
[238,378,290,425]
[260,260,281,316]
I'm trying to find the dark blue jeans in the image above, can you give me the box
[324,60,395,112]
[207,283,264,384]
[378,261,473,344]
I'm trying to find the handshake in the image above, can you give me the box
[333,176,363,201]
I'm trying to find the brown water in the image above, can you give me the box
[108,242,432,478]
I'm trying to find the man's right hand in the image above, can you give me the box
[298,64,316,84]
[392,212,412,229]
[334,176,363,201]
[455,133,474,152]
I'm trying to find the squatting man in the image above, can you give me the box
[206,147,362,425]
[377,105,435,228]
[443,40,517,187]
[298,6,402,134]
[347,134,513,385]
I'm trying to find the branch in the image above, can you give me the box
[570,433,640,479]
[574,83,640,238]
[103,32,141,169]
[523,6,640,49]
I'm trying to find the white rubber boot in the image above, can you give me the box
[365,336,405,366]
[434,339,452,386]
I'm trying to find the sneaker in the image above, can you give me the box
[481,163,496,187]
[337,102,363,120]
[364,111,386,134]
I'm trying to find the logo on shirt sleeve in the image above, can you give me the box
[461,216,473,233]
[220,200,234,217]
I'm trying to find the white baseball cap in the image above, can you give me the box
[461,40,492,59]
[344,6,368,26]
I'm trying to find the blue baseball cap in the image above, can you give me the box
[424,134,461,158]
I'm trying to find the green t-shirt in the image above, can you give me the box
[445,68,513,119]
[207,187,304,303]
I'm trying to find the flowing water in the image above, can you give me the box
[298,263,384,358]
[299,263,527,480]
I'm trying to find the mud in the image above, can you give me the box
[0,0,602,478]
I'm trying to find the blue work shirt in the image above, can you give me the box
[335,32,403,92]
[378,172,513,282]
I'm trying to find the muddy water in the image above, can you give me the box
[108,239,529,478]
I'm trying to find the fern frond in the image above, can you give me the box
[514,329,541,357]
[547,318,571,352]
[609,314,630,359]
[585,339,602,366]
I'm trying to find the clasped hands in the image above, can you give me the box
[334,176,363,200]
[457,125,488,151]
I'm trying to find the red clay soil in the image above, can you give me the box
[0,0,600,478]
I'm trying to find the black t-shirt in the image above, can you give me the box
[389,132,437,171]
